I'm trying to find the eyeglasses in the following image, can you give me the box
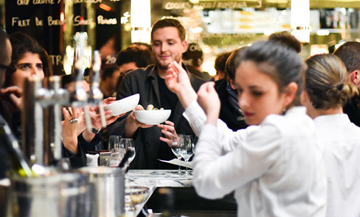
[0,64,16,76]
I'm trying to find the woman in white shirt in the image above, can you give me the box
[165,40,327,217]
[301,54,359,217]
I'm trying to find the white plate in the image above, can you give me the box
[104,93,140,116]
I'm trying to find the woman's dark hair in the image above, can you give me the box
[239,40,306,107]
[6,32,52,87]
[304,54,358,109]
[225,47,248,81]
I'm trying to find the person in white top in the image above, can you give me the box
[301,54,360,217]
[165,40,327,217]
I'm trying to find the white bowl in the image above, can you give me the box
[104,93,140,116]
[133,110,171,125]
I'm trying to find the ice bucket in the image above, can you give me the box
[79,166,125,217]
[9,172,90,217]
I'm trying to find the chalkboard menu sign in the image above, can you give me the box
[5,0,122,75]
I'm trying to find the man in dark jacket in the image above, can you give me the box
[110,19,204,169]
[0,28,16,178]
[215,47,248,131]
[333,42,360,127]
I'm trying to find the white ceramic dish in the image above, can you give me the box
[133,109,171,125]
[104,93,140,116]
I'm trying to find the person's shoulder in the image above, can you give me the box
[124,65,155,80]
[189,72,206,84]
[263,107,314,137]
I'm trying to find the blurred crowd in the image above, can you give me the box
[0,17,360,217]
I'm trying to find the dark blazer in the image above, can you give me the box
[109,64,205,169]
[343,95,360,127]
[215,79,248,131]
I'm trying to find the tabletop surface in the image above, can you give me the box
[126,169,193,216]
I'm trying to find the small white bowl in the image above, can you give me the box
[133,109,171,125]
[104,93,140,116]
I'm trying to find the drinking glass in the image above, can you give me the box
[120,138,136,167]
[170,134,183,174]
[179,135,194,176]
[108,135,121,152]
[107,152,123,167]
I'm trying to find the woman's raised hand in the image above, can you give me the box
[165,61,197,109]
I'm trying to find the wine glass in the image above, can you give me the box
[179,135,194,176]
[107,152,123,167]
[170,134,184,174]
[108,135,121,152]
[120,138,136,167]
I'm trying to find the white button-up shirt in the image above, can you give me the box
[184,101,327,217]
[314,114,360,217]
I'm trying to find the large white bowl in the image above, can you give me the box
[133,109,171,125]
[104,93,140,116]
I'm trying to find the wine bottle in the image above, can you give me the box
[0,123,36,177]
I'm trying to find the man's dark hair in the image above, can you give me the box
[115,45,154,68]
[333,42,360,74]
[215,52,231,74]
[0,28,9,88]
[225,47,248,81]
[151,18,186,42]
[269,31,302,54]
[183,42,203,67]
[0,29,9,66]
[101,66,118,80]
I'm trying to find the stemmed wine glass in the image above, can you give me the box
[120,138,136,167]
[170,134,184,174]
[108,135,121,152]
[179,135,194,176]
[107,135,122,167]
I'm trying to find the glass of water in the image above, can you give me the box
[171,134,183,174]
[179,135,194,176]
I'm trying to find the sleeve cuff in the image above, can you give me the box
[184,100,206,122]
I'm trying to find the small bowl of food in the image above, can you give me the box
[104,93,140,116]
[125,186,150,211]
[133,104,171,125]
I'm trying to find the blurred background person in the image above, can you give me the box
[0,28,17,178]
[215,47,248,131]
[302,54,360,217]
[182,42,211,81]
[115,44,155,87]
[213,51,231,81]
[333,42,360,127]
[100,66,120,99]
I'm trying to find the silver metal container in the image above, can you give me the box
[9,172,90,217]
[79,166,125,217]
[0,179,10,217]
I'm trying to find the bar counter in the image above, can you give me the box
[126,170,237,217]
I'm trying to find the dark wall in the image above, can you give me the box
[5,1,121,75]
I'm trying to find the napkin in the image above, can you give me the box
[158,158,193,169]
